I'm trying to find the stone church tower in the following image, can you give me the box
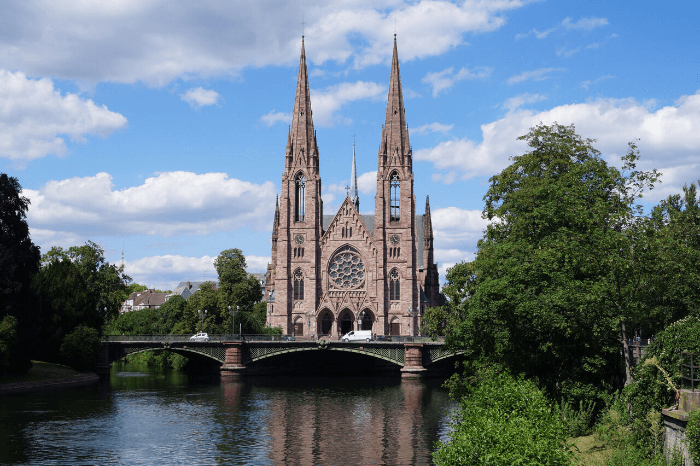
[266,36,440,337]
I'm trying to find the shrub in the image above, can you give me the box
[434,370,571,466]
[686,410,700,463]
[60,325,101,371]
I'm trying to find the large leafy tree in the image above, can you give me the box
[0,174,40,372]
[448,124,660,403]
[213,249,264,334]
[32,241,129,362]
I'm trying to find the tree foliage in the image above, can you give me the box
[60,325,101,371]
[434,369,571,466]
[446,123,662,405]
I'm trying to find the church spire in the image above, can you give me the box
[380,34,411,169]
[350,140,360,211]
[288,36,318,173]
[424,195,433,241]
[272,195,280,242]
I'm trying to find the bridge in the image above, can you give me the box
[98,335,458,378]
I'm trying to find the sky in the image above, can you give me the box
[2,0,699,291]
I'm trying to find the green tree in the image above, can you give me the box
[434,369,571,466]
[214,249,264,334]
[0,174,40,373]
[448,124,660,405]
[0,315,18,377]
[60,325,101,371]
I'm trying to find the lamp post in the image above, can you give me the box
[407,307,416,338]
[198,309,207,333]
[358,310,366,331]
[229,305,239,340]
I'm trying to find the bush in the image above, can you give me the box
[686,410,700,463]
[60,325,101,371]
[434,370,571,466]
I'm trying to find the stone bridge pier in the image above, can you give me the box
[220,342,247,378]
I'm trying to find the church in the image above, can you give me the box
[265,36,440,337]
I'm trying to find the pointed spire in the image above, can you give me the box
[380,34,410,169]
[424,195,433,240]
[289,36,318,173]
[350,139,360,211]
[272,195,280,241]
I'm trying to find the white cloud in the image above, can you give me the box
[357,171,377,195]
[502,93,546,111]
[412,122,454,135]
[24,171,277,249]
[312,81,386,125]
[515,16,608,41]
[0,70,127,164]
[580,74,615,91]
[0,1,531,86]
[562,17,609,31]
[515,26,557,40]
[556,46,581,58]
[415,91,700,202]
[126,254,218,291]
[422,66,491,96]
[507,67,564,85]
[432,207,489,249]
[260,110,292,126]
[180,87,222,108]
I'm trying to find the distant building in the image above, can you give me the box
[120,289,169,313]
[171,281,218,300]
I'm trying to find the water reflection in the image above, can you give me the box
[0,365,453,465]
[217,377,450,465]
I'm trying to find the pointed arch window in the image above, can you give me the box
[389,268,400,301]
[293,269,304,300]
[390,172,400,222]
[295,173,306,222]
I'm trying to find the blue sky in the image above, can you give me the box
[2,0,699,291]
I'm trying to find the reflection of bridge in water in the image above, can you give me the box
[99,335,459,378]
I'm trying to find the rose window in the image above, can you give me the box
[329,246,365,289]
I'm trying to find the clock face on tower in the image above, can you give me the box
[389,234,400,244]
[295,234,304,244]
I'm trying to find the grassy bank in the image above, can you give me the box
[1,361,84,385]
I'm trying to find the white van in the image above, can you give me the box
[341,330,373,342]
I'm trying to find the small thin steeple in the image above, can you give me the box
[424,196,433,241]
[272,196,280,242]
[288,36,318,173]
[380,34,411,169]
[350,140,360,211]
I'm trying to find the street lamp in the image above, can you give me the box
[358,310,366,331]
[229,305,240,340]
[198,309,207,333]
[407,307,416,338]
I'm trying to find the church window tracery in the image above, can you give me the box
[295,173,305,222]
[390,172,400,222]
[293,268,304,300]
[328,246,365,290]
[389,268,400,300]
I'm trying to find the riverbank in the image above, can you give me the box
[0,361,99,396]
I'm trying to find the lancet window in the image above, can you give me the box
[389,268,400,301]
[390,172,400,222]
[293,269,304,300]
[295,173,305,222]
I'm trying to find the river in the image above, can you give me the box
[0,363,455,465]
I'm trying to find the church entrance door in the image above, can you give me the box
[339,310,354,336]
[319,311,333,336]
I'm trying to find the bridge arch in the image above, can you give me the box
[106,343,226,365]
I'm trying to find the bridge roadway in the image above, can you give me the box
[98,335,456,378]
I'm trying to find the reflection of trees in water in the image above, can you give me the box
[219,377,451,465]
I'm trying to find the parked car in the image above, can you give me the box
[189,332,210,342]
[341,330,373,342]
[281,335,296,341]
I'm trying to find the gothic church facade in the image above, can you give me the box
[265,36,440,337]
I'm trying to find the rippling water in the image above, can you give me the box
[0,364,454,465]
